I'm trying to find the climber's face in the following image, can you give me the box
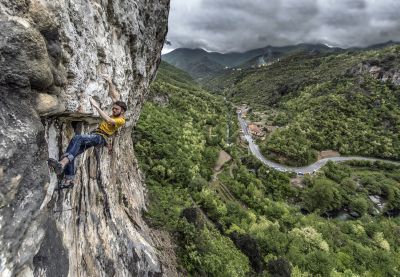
[112,105,123,117]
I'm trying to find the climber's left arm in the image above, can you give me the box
[89,97,116,125]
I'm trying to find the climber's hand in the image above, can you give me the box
[89,97,99,109]
[107,143,113,155]
[102,75,112,84]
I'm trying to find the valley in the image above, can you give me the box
[133,55,400,276]
[204,44,400,167]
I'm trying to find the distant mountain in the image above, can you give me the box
[241,43,343,68]
[162,43,343,79]
[359,40,400,50]
[161,48,224,79]
[162,41,400,79]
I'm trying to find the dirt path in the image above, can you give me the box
[318,150,340,160]
[209,151,248,207]
[214,150,232,172]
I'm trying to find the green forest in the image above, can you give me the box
[205,46,400,166]
[133,61,400,276]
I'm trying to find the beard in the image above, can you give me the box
[112,111,122,117]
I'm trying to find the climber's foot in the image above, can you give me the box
[55,180,74,191]
[47,158,64,175]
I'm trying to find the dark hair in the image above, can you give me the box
[114,101,127,112]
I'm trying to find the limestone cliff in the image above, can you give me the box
[0,0,175,276]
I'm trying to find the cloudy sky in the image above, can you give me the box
[163,0,400,53]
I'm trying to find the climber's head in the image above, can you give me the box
[112,101,127,116]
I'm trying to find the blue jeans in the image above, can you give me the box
[62,134,106,180]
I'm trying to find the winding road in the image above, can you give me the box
[238,113,399,174]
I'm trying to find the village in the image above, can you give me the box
[235,104,342,178]
[236,104,275,143]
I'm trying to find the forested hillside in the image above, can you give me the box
[205,45,400,166]
[133,61,400,276]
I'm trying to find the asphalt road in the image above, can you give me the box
[238,113,399,174]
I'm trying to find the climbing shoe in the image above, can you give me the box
[47,158,64,175]
[55,180,75,191]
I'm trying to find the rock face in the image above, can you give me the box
[358,63,400,86]
[0,0,174,276]
[348,48,400,87]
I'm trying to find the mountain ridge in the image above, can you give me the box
[162,41,399,78]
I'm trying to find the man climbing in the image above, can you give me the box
[48,77,127,189]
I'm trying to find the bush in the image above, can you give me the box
[303,179,343,214]
[230,232,264,273]
[183,227,251,277]
[267,257,292,277]
[349,197,369,216]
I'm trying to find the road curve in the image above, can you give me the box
[238,113,400,174]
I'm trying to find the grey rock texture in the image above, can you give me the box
[0,0,177,276]
[349,48,400,87]
[360,63,400,86]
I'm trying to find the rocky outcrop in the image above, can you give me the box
[354,63,400,86]
[348,47,400,86]
[0,1,176,276]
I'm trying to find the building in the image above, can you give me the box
[248,123,264,137]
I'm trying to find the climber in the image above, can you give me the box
[48,77,127,189]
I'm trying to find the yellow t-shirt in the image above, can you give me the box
[97,116,126,136]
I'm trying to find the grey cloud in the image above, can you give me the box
[322,11,367,28]
[166,0,400,53]
[202,0,281,18]
[334,0,367,10]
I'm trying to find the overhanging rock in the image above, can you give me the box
[0,1,176,276]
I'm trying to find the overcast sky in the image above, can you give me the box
[162,0,400,53]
